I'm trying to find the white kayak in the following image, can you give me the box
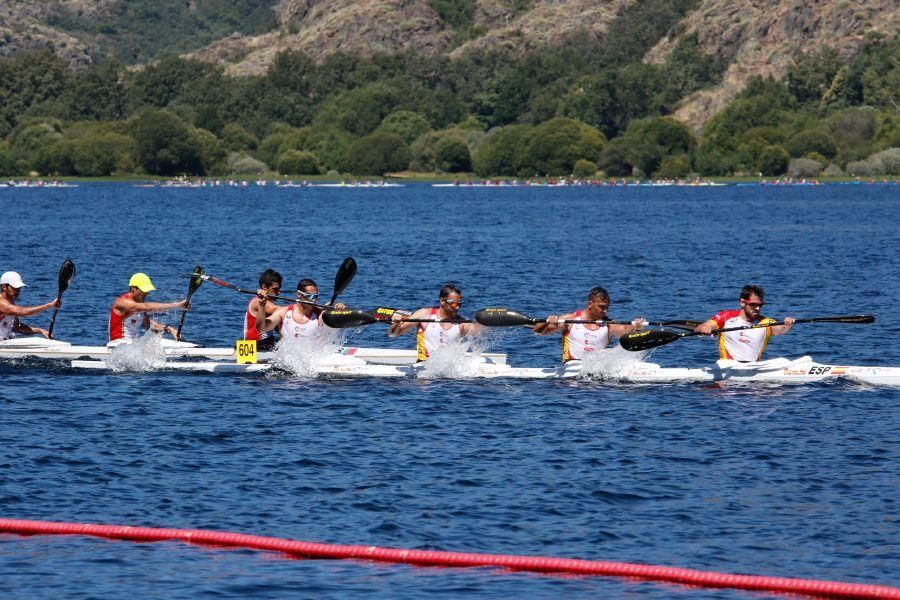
[66,356,900,386]
[0,337,506,366]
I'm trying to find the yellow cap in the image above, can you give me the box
[129,273,156,293]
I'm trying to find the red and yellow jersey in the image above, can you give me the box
[562,310,610,362]
[710,309,776,362]
[109,293,145,341]
[416,308,462,361]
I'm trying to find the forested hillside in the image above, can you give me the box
[0,1,898,179]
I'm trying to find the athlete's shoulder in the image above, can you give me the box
[712,309,741,324]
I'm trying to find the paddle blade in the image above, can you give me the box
[800,315,875,324]
[187,265,204,298]
[329,257,357,305]
[474,308,536,327]
[322,309,378,329]
[57,259,76,295]
[619,329,683,352]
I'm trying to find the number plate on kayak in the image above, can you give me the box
[236,340,257,364]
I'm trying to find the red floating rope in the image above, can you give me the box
[1,518,898,599]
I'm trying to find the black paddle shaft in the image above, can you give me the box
[47,259,75,339]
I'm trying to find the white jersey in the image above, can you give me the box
[280,305,322,339]
[0,314,16,340]
[562,310,610,362]
[416,308,462,361]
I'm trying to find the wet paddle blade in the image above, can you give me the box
[187,265,204,299]
[474,308,536,327]
[322,309,378,329]
[619,329,683,352]
[57,259,76,295]
[329,257,357,305]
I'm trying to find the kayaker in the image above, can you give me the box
[533,286,647,362]
[245,269,283,351]
[255,278,345,341]
[0,271,60,340]
[388,284,481,361]
[109,273,189,342]
[694,285,795,361]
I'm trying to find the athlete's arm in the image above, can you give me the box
[609,317,647,338]
[695,318,719,335]
[0,297,59,317]
[771,316,795,336]
[389,308,429,337]
[254,295,287,333]
[113,296,188,315]
[534,312,574,336]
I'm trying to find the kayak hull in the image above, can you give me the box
[66,356,900,386]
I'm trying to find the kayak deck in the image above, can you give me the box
[66,356,900,386]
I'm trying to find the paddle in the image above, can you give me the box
[619,315,876,352]
[175,265,204,339]
[328,257,356,306]
[474,308,700,330]
[195,258,356,309]
[322,308,471,329]
[47,259,75,339]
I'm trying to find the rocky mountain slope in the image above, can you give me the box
[2,0,897,128]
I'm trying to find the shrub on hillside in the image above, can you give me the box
[572,159,597,178]
[278,150,322,175]
[757,145,790,176]
[227,153,266,174]
[656,155,691,178]
[822,163,844,177]
[787,158,823,178]
[344,132,410,175]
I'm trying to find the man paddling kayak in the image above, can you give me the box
[533,286,646,362]
[109,273,189,342]
[245,269,283,351]
[693,285,794,361]
[254,278,345,341]
[0,271,60,340]
[388,284,481,361]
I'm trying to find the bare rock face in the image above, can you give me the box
[190,0,453,76]
[452,0,635,58]
[645,0,900,130]
[0,1,99,67]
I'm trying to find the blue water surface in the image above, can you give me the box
[1,182,898,598]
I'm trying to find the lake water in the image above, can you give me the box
[1,182,898,598]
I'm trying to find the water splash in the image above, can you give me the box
[105,333,167,372]
[272,328,345,377]
[418,331,498,379]
[577,345,653,381]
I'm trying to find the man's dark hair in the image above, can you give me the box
[439,283,461,299]
[587,286,609,302]
[259,269,282,288]
[740,285,765,300]
[296,278,317,291]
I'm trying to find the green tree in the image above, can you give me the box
[786,129,837,159]
[221,123,259,152]
[0,50,71,137]
[434,138,472,173]
[314,83,401,136]
[278,150,323,175]
[521,117,605,176]
[64,60,127,121]
[599,116,693,177]
[757,145,790,176]
[472,125,532,177]
[376,111,432,144]
[128,109,204,175]
[572,159,597,178]
[344,132,410,175]
[71,132,137,176]
[8,119,65,167]
[785,48,844,106]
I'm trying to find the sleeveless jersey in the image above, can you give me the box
[710,309,775,361]
[280,304,322,339]
[0,313,16,340]
[109,292,144,341]
[562,310,610,362]
[416,308,462,361]
[244,298,278,350]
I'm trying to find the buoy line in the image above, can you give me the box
[1,519,897,599]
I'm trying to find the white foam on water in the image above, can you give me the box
[418,332,496,379]
[105,333,168,372]
[577,344,653,380]
[272,328,345,377]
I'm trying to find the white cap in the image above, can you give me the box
[0,271,27,288]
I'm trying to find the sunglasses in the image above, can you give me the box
[742,301,764,308]
[298,291,319,301]
[443,298,463,306]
